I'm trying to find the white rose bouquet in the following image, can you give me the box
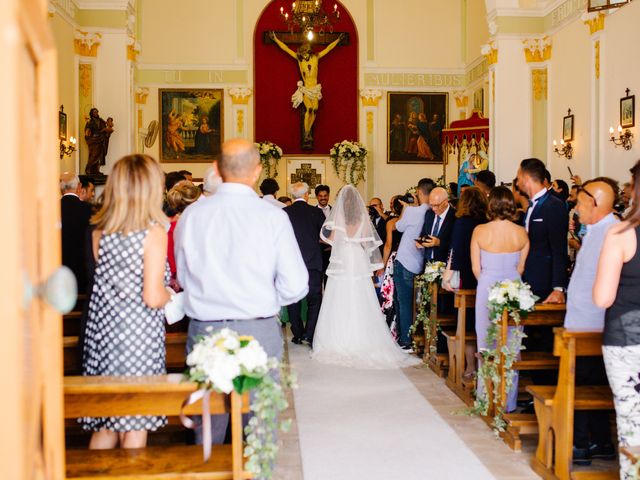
[329,140,367,186]
[255,141,283,179]
[423,261,446,283]
[185,327,292,479]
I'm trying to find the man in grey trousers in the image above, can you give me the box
[174,138,309,443]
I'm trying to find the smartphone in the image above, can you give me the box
[567,166,574,177]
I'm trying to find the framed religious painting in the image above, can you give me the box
[286,157,326,199]
[563,111,574,142]
[159,88,224,162]
[387,92,448,164]
[588,0,629,12]
[621,92,635,128]
[473,88,484,114]
[59,105,67,140]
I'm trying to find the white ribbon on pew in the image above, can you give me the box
[180,389,212,461]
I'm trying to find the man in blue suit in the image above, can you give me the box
[517,158,568,389]
[517,158,569,303]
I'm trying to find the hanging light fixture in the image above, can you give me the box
[280,0,340,40]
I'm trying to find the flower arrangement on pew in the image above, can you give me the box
[410,261,446,353]
[329,140,367,186]
[255,141,283,179]
[471,280,537,432]
[185,327,294,479]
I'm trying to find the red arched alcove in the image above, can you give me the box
[253,1,359,155]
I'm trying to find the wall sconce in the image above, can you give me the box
[553,139,573,159]
[610,125,634,150]
[60,136,77,159]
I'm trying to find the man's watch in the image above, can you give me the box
[553,287,566,293]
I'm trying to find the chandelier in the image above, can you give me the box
[279,1,340,41]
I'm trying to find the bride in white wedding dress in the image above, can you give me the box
[312,185,421,369]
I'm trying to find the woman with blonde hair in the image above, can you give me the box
[81,154,172,449]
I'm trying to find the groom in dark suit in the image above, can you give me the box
[518,158,568,387]
[284,182,326,346]
[517,158,568,302]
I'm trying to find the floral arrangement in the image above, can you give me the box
[255,141,283,179]
[410,261,446,353]
[185,327,293,479]
[470,280,537,432]
[329,140,368,186]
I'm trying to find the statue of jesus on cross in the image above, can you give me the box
[270,31,345,150]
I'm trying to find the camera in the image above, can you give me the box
[368,205,380,220]
[399,193,415,204]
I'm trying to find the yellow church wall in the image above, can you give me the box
[600,0,640,183]
[546,17,591,184]
[137,0,237,66]
[465,0,490,64]
[50,13,78,174]
[373,0,463,69]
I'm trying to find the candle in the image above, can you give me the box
[553,140,557,146]
[609,126,614,135]
[618,125,623,133]
[280,6,284,13]
[560,139,565,145]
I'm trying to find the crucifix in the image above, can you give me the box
[269,31,346,150]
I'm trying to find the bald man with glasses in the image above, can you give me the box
[416,187,457,263]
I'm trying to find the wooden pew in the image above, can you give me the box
[443,289,476,406]
[527,329,616,480]
[490,304,565,451]
[64,374,251,479]
[425,284,456,377]
[63,333,189,375]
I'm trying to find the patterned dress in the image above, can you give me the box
[80,228,169,432]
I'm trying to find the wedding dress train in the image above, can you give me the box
[311,185,420,370]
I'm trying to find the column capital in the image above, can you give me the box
[582,12,605,35]
[74,30,102,57]
[229,87,252,105]
[127,36,140,62]
[522,36,552,63]
[360,89,382,107]
[453,91,468,108]
[135,87,149,105]
[481,42,498,66]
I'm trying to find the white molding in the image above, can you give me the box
[362,66,466,75]
[74,0,132,10]
[136,63,249,71]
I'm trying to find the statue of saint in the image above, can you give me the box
[84,108,114,175]
[270,31,345,150]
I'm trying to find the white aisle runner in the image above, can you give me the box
[289,345,497,480]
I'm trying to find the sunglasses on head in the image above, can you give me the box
[578,187,598,207]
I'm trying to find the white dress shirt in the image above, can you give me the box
[174,183,309,321]
[262,194,286,209]
[318,204,332,218]
[525,187,548,231]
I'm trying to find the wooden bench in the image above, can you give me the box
[487,304,565,451]
[64,374,251,479]
[425,284,456,376]
[527,328,616,480]
[63,333,189,375]
[443,289,477,406]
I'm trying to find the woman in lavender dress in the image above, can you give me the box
[471,186,529,412]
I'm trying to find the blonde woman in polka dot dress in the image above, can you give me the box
[80,154,172,449]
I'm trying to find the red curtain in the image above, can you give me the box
[253,1,358,155]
